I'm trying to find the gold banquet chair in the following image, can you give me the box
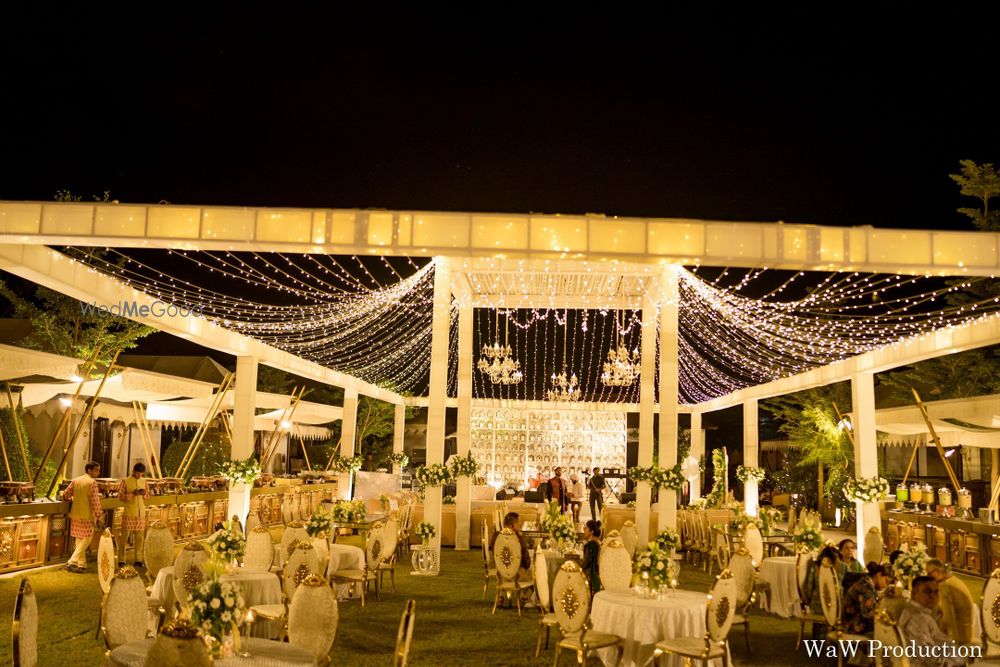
[377,515,400,593]
[392,599,417,667]
[288,573,339,665]
[533,549,560,658]
[742,524,771,605]
[491,528,535,615]
[245,524,276,571]
[278,520,310,568]
[143,522,174,584]
[12,577,37,667]
[551,561,623,666]
[101,566,151,651]
[795,551,826,649]
[863,526,885,566]
[598,538,633,592]
[330,522,386,606]
[652,569,737,667]
[619,520,639,558]
[873,609,910,667]
[818,561,869,667]
[727,548,757,655]
[94,528,117,639]
[172,542,210,615]
[250,541,322,639]
[979,570,1000,663]
[481,519,497,599]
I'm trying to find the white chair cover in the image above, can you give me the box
[144,522,174,582]
[493,530,523,584]
[283,542,321,602]
[818,562,841,627]
[98,528,117,594]
[728,550,756,609]
[288,574,339,661]
[863,526,884,566]
[620,521,638,558]
[244,525,275,571]
[279,522,310,567]
[742,523,764,565]
[795,552,813,601]
[706,571,738,642]
[788,506,797,533]
[172,543,209,612]
[245,510,261,535]
[552,561,592,635]
[983,570,1000,644]
[365,523,389,571]
[598,539,633,591]
[103,567,149,649]
[13,578,37,667]
[311,534,331,574]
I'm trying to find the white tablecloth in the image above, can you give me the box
[326,543,366,600]
[106,637,316,666]
[151,566,283,637]
[757,556,800,618]
[590,589,724,667]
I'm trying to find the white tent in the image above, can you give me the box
[871,394,1000,448]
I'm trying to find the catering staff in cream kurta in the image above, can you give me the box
[118,462,148,567]
[62,461,104,573]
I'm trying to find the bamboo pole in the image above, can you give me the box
[900,442,920,486]
[261,387,305,470]
[137,403,164,479]
[131,402,160,479]
[46,351,120,497]
[911,388,962,493]
[324,437,343,471]
[5,384,29,478]
[298,433,312,471]
[32,346,101,485]
[176,373,234,479]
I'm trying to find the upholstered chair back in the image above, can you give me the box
[727,549,756,608]
[144,522,174,581]
[983,571,1000,644]
[279,522,310,567]
[283,542,321,602]
[98,528,117,594]
[392,599,416,667]
[620,521,638,557]
[598,538,633,591]
[705,571,738,643]
[365,523,389,570]
[288,574,339,661]
[103,566,148,649]
[493,529,523,583]
[742,524,764,564]
[863,526,884,566]
[244,525,275,571]
[535,549,551,611]
[172,542,209,611]
[552,561,592,636]
[818,561,841,627]
[12,578,37,667]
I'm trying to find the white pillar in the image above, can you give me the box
[232,356,257,460]
[392,403,405,475]
[743,398,759,517]
[689,412,704,503]
[425,257,451,564]
[637,287,658,544]
[455,301,473,550]
[852,371,880,556]
[340,388,358,500]
[658,268,680,531]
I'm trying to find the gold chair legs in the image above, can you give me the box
[534,623,550,658]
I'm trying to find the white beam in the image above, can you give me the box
[424,257,451,566]
[658,269,680,531]
[392,403,405,475]
[232,357,257,460]
[636,286,658,544]
[0,244,405,405]
[689,412,704,503]
[2,200,998,276]
[743,398,759,517]
[852,371,880,557]
[340,388,358,499]
[455,302,473,550]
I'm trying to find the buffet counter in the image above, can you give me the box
[0,481,338,575]
[882,507,1000,577]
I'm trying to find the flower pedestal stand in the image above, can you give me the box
[410,544,439,576]
[227,482,252,531]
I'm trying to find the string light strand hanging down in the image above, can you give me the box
[548,309,581,402]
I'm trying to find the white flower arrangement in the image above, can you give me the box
[634,543,680,588]
[207,527,245,562]
[414,463,453,490]
[442,495,456,505]
[539,500,564,532]
[305,510,333,537]
[330,499,366,523]
[892,544,929,584]
[449,454,479,478]
[415,520,436,542]
[216,457,262,486]
[736,465,767,484]
[548,513,577,548]
[188,578,246,643]
[627,464,685,490]
[329,455,363,474]
[653,527,680,554]
[387,452,409,468]
[730,510,762,532]
[844,476,890,503]
[792,512,824,551]
[702,449,728,508]
[759,506,785,532]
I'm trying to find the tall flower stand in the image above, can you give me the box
[410,543,439,576]
[228,482,252,530]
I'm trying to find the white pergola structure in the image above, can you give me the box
[2,200,1000,558]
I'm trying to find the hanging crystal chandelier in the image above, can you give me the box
[547,309,581,401]
[601,311,640,386]
[477,309,522,384]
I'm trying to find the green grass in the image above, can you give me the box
[1,545,982,666]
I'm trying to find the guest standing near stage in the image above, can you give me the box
[117,462,148,567]
[62,461,103,573]
[587,467,606,521]
[547,467,568,513]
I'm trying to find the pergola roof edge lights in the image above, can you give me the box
[3,198,1000,561]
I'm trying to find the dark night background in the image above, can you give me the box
[0,8,998,231]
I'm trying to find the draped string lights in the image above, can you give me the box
[62,249,1000,405]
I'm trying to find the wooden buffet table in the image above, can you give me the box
[883,506,1000,577]
[0,481,337,575]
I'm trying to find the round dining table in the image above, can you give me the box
[589,588,725,667]
[151,566,283,637]
[105,636,316,666]
[756,555,800,618]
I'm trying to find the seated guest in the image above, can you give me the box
[838,538,866,574]
[926,558,975,647]
[803,545,843,617]
[842,563,890,635]
[489,512,532,573]
[898,576,966,667]
[580,519,602,595]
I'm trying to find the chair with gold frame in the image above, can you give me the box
[377,514,400,593]
[330,522,386,606]
[288,573,339,666]
[491,528,534,615]
[279,520,310,568]
[101,566,151,651]
[980,570,1000,661]
[533,549,559,658]
[794,551,826,650]
[551,560,623,666]
[652,569,736,666]
[143,522,174,584]
[245,524,275,571]
[250,541,322,639]
[171,542,209,615]
[818,561,869,667]
[619,520,638,558]
[481,519,497,599]
[392,599,416,667]
[727,548,757,655]
[598,538,633,592]
[873,609,910,667]
[12,577,37,667]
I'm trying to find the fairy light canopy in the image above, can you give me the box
[50,246,1000,406]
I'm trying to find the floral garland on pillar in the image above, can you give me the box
[843,476,890,503]
[448,454,479,479]
[695,449,728,509]
[328,454,363,474]
[627,464,686,491]
[414,463,453,494]
[735,465,766,486]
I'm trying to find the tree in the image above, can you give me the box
[880,347,1000,403]
[950,159,1000,231]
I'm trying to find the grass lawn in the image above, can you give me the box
[0,543,984,666]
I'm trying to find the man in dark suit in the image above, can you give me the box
[588,466,606,521]
[548,466,568,513]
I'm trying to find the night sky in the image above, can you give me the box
[2,9,998,231]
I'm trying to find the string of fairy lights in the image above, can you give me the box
[60,249,1000,404]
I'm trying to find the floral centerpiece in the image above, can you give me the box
[206,526,245,565]
[216,457,262,486]
[759,506,785,533]
[329,454,363,474]
[188,578,246,655]
[653,527,680,554]
[449,454,479,478]
[539,500,563,532]
[415,520,436,544]
[892,545,929,587]
[634,543,680,590]
[330,499,366,523]
[729,510,762,533]
[548,513,577,549]
[792,513,824,552]
[736,465,767,485]
[442,495,456,505]
[387,452,409,469]
[414,463,453,492]
[844,476,891,503]
[305,510,333,537]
